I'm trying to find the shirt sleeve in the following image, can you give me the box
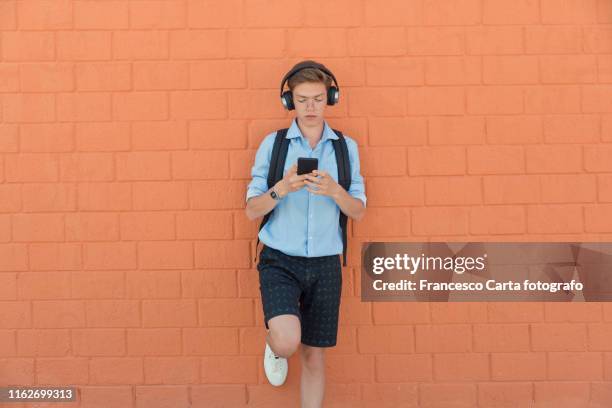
[246,133,275,203]
[345,136,367,208]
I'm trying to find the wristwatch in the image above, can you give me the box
[270,187,284,201]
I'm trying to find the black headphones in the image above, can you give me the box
[279,60,340,111]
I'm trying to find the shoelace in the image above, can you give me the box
[270,353,283,373]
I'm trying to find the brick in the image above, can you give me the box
[348,27,406,56]
[524,85,581,114]
[420,383,476,408]
[17,271,71,300]
[534,382,591,407]
[0,1,16,29]
[117,152,171,181]
[548,352,603,380]
[17,329,70,357]
[286,28,347,57]
[430,116,485,145]
[127,329,181,356]
[2,31,55,61]
[353,207,410,237]
[540,174,597,203]
[194,237,250,267]
[114,31,168,60]
[20,63,73,92]
[86,300,140,327]
[471,206,526,234]
[191,385,248,407]
[57,31,111,60]
[12,213,64,242]
[183,328,239,355]
[75,122,130,152]
[492,352,547,380]
[72,329,125,356]
[228,29,284,58]
[366,57,424,87]
[305,0,361,26]
[585,26,612,53]
[361,383,417,407]
[80,386,134,408]
[90,357,143,384]
[483,0,540,24]
[367,177,424,206]
[188,0,242,27]
[339,296,372,325]
[228,89,282,119]
[29,243,82,271]
[17,0,71,29]
[20,123,72,153]
[466,26,523,55]
[170,90,228,120]
[0,358,34,385]
[545,302,603,322]
[532,323,588,351]
[138,241,193,270]
[322,355,372,383]
[364,0,422,26]
[133,183,186,211]
[426,56,481,85]
[130,0,186,29]
[143,300,197,328]
[541,55,598,84]
[199,298,253,327]
[74,0,128,29]
[78,182,131,211]
[467,86,523,114]
[36,358,89,385]
[177,211,232,239]
[373,303,429,325]
[434,353,489,381]
[368,118,427,146]
[0,274,16,300]
[144,357,199,384]
[478,383,533,407]
[60,153,114,182]
[483,56,539,84]
[406,86,465,115]
[32,301,85,328]
[132,121,188,150]
[473,324,530,352]
[528,205,584,233]
[72,270,125,299]
[409,146,465,175]
[600,175,612,202]
[120,212,175,241]
[2,94,55,123]
[585,145,612,172]
[588,324,612,351]
[416,325,472,353]
[467,146,524,174]
[585,204,612,233]
[526,145,582,173]
[541,0,598,23]
[486,116,542,144]
[0,124,19,152]
[489,303,544,322]
[125,270,179,299]
[357,326,414,354]
[413,207,469,235]
[525,26,583,54]
[76,62,131,91]
[133,62,189,90]
[113,92,167,121]
[183,270,237,298]
[0,330,15,356]
[190,60,246,89]
[360,147,406,176]
[406,27,464,55]
[423,0,481,25]
[84,242,136,270]
[58,92,112,122]
[484,175,540,204]
[201,356,258,384]
[582,84,612,112]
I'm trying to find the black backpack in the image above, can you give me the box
[253,128,352,267]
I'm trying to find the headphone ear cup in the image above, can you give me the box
[281,90,294,110]
[327,86,339,106]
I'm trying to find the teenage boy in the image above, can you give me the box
[245,60,366,407]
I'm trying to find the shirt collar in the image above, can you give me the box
[285,118,339,142]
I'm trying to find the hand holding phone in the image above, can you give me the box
[297,157,318,175]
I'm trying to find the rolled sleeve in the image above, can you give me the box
[246,133,275,203]
[345,137,367,208]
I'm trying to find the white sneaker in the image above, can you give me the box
[263,342,288,386]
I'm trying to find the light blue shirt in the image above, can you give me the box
[246,118,367,257]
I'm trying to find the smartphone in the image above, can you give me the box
[297,157,318,175]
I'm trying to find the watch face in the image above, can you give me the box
[271,190,279,200]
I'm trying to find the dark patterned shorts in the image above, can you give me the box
[257,244,342,348]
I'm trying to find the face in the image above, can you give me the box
[291,81,327,126]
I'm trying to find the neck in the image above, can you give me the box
[296,117,324,142]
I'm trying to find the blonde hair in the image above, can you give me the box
[287,67,332,92]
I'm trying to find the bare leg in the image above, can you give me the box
[300,345,326,408]
[266,314,301,358]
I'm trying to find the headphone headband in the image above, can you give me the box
[279,60,340,97]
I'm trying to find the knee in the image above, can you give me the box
[270,330,300,358]
[301,348,325,372]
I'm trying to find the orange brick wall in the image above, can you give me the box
[1,0,611,407]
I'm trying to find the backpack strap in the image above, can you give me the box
[331,129,351,267]
[253,129,290,264]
